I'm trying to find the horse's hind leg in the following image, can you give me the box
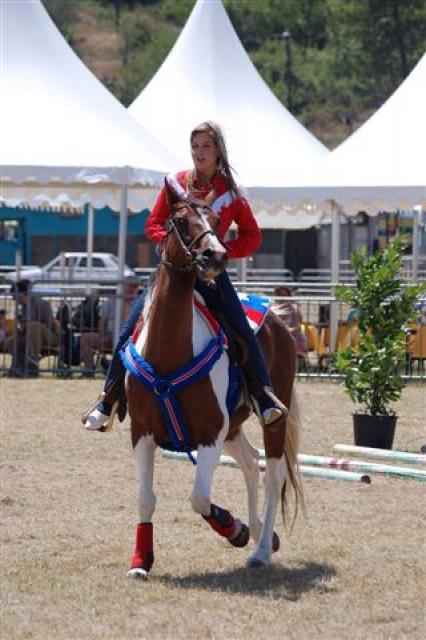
[248,453,287,567]
[128,434,157,579]
[223,430,262,543]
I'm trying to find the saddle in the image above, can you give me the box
[194,292,271,415]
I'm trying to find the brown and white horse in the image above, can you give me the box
[124,189,302,578]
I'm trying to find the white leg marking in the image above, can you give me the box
[134,435,157,522]
[191,424,228,516]
[249,455,287,567]
[224,431,262,542]
[190,308,230,517]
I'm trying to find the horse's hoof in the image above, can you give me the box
[127,567,149,580]
[228,522,250,548]
[272,531,280,553]
[247,557,267,569]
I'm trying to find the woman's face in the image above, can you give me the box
[191,132,219,177]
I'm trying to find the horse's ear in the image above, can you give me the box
[164,178,179,208]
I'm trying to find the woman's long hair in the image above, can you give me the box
[189,121,241,200]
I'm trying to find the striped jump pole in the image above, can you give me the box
[333,444,426,466]
[256,449,426,481]
[299,465,370,484]
[162,451,371,484]
[298,454,426,482]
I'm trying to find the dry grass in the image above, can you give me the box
[1,379,425,640]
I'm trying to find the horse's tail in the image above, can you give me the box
[281,387,304,527]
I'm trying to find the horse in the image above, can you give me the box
[122,186,302,578]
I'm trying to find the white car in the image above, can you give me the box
[7,252,135,283]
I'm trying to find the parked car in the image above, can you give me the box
[6,252,135,283]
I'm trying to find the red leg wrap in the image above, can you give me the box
[130,522,154,572]
[202,504,236,539]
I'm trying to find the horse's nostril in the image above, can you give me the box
[202,249,227,266]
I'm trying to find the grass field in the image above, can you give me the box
[1,379,425,640]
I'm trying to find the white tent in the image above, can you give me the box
[250,52,426,276]
[0,0,181,337]
[0,0,180,214]
[249,53,426,217]
[250,52,426,345]
[129,0,329,229]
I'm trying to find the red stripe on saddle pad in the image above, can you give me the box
[194,298,220,334]
[243,306,264,326]
[132,319,144,343]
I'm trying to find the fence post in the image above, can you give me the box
[412,206,420,284]
[114,179,129,345]
[330,200,340,352]
[86,204,94,295]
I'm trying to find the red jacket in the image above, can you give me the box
[145,170,261,259]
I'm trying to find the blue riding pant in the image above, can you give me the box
[101,271,271,409]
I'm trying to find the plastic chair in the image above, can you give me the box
[301,322,320,352]
[409,324,426,371]
[318,322,360,370]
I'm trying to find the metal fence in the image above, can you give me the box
[1,277,424,382]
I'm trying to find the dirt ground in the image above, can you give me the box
[1,379,425,640]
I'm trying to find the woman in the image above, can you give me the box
[273,286,307,354]
[83,121,283,430]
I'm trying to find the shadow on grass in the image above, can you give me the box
[157,562,337,601]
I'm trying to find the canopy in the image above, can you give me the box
[250,52,425,343]
[249,53,426,217]
[129,0,328,229]
[0,0,180,212]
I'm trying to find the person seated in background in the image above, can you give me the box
[0,309,9,349]
[414,296,426,325]
[6,280,59,377]
[272,286,307,355]
[79,276,141,376]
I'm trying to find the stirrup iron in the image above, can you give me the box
[81,392,106,424]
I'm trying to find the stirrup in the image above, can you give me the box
[263,386,288,417]
[102,400,119,432]
[252,387,288,430]
[82,399,119,432]
[81,392,119,432]
[81,392,106,424]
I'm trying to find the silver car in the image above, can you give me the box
[7,252,135,283]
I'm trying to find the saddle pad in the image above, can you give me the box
[193,291,270,337]
[194,291,271,335]
[237,293,270,333]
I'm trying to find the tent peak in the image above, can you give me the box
[129,0,327,188]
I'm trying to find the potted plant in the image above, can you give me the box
[334,236,426,449]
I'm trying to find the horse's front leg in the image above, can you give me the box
[248,453,286,567]
[191,425,249,549]
[128,433,157,579]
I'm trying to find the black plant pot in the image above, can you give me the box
[353,413,397,450]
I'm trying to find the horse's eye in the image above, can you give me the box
[175,218,189,234]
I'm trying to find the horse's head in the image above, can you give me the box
[162,184,228,282]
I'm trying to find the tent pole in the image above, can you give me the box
[412,207,420,283]
[86,204,94,294]
[114,180,129,344]
[330,200,340,354]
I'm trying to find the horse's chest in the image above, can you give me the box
[129,307,230,448]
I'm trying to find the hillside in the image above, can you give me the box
[44,0,425,148]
